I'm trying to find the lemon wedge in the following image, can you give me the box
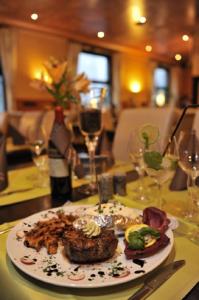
[125,224,157,248]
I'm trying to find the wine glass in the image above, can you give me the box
[178,130,199,221]
[27,126,49,187]
[79,87,106,194]
[127,130,149,202]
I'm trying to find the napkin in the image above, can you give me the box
[0,132,8,191]
[50,121,84,178]
[169,166,187,191]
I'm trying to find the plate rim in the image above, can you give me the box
[6,204,174,289]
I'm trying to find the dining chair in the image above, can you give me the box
[192,108,199,135]
[18,111,44,142]
[0,112,8,135]
[112,107,177,162]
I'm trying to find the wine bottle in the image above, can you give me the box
[48,106,72,201]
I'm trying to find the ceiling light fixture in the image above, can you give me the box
[182,34,189,41]
[145,45,152,52]
[138,16,147,24]
[31,13,38,21]
[97,31,105,38]
[175,54,182,61]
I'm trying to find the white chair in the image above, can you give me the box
[112,107,177,162]
[18,111,44,141]
[192,108,199,140]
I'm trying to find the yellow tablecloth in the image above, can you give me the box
[1,193,199,300]
[0,163,133,207]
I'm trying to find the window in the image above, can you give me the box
[77,51,111,106]
[0,65,6,112]
[153,67,169,107]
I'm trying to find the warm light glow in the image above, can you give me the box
[155,91,166,107]
[97,31,105,38]
[182,34,189,41]
[139,16,147,24]
[132,6,141,22]
[175,54,182,61]
[131,6,146,24]
[33,69,52,83]
[145,45,152,52]
[31,13,38,21]
[33,70,43,80]
[90,98,98,108]
[130,81,142,93]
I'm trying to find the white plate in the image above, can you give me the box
[6,204,174,288]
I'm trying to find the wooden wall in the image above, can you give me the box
[11,28,191,110]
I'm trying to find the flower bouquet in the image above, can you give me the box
[31,57,90,108]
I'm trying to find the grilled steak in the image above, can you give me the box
[63,229,118,263]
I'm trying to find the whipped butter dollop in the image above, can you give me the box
[73,217,101,238]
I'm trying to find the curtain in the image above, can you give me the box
[0,27,17,111]
[67,41,82,75]
[112,52,121,110]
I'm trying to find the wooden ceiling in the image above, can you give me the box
[0,0,198,62]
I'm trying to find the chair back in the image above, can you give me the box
[0,112,8,135]
[112,107,177,162]
[192,108,199,136]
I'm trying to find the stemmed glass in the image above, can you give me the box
[127,130,149,202]
[79,87,106,194]
[27,126,49,187]
[178,130,199,220]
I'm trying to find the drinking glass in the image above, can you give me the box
[80,87,106,194]
[144,136,179,208]
[127,130,149,202]
[27,126,49,187]
[178,130,199,220]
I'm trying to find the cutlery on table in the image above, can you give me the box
[0,187,34,197]
[128,260,185,300]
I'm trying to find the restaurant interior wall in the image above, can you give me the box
[8,27,192,110]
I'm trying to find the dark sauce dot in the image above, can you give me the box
[113,274,120,277]
[117,267,124,271]
[74,266,80,272]
[90,274,96,277]
[98,271,105,276]
[51,264,57,268]
[33,259,37,262]
[133,259,145,268]
[134,270,145,274]
[47,272,52,276]
[88,278,92,281]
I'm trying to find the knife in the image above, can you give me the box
[0,187,34,197]
[128,260,186,300]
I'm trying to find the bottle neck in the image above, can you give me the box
[54,106,64,124]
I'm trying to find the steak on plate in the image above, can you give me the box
[63,228,118,263]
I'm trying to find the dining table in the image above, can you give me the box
[1,161,199,300]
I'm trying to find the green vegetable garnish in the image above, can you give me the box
[144,151,163,170]
[128,231,145,250]
[127,226,160,250]
[142,132,149,149]
[139,227,160,238]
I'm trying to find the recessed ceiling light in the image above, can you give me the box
[175,54,182,61]
[97,31,105,38]
[139,16,147,24]
[145,45,152,52]
[182,34,189,41]
[31,13,38,21]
